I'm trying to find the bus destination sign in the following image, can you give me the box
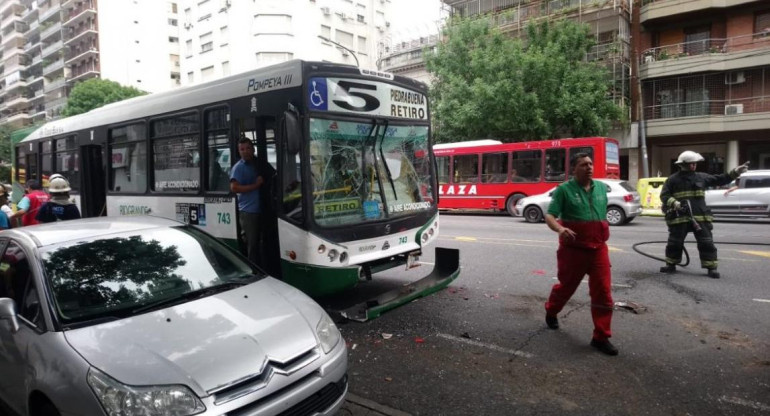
[308,77,427,120]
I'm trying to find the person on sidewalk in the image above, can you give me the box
[543,152,617,356]
[658,151,748,279]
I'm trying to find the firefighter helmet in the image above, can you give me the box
[49,177,71,193]
[675,150,705,165]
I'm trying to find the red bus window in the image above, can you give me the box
[482,152,508,183]
[437,156,450,184]
[545,148,566,182]
[512,150,542,183]
[453,154,479,183]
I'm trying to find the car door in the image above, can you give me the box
[738,175,770,217]
[0,240,47,415]
[705,181,741,216]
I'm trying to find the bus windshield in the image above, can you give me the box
[309,118,433,227]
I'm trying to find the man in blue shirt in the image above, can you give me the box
[230,137,264,264]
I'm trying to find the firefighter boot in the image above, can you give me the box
[707,268,720,279]
[660,264,676,274]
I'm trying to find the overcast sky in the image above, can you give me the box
[388,0,446,41]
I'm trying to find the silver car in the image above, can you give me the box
[514,179,642,226]
[0,217,347,416]
[705,170,770,218]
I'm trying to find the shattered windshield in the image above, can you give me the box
[309,118,434,227]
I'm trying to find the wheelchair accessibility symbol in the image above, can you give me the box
[308,78,328,110]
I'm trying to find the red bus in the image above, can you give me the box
[433,137,620,215]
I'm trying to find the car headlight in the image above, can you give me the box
[87,367,206,416]
[316,314,341,354]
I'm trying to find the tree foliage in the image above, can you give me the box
[426,18,622,143]
[61,78,146,117]
[0,125,13,183]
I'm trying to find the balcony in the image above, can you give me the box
[40,21,62,41]
[65,46,97,65]
[41,39,63,58]
[45,95,68,110]
[64,26,96,46]
[38,3,61,24]
[63,5,95,28]
[43,77,66,93]
[640,32,770,79]
[0,12,22,31]
[24,19,39,35]
[4,93,31,110]
[42,57,64,75]
[1,31,24,47]
[0,111,32,127]
[68,63,99,83]
[640,0,762,23]
[21,4,39,23]
[0,0,23,18]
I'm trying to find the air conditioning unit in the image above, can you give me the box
[385,21,390,27]
[725,71,745,85]
[724,104,744,115]
[320,7,330,15]
[644,55,655,63]
[339,12,348,20]
[341,49,349,56]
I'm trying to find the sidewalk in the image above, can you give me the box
[340,393,412,416]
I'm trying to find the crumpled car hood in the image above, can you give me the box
[64,278,322,395]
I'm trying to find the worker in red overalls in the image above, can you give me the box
[11,179,50,226]
[543,152,617,356]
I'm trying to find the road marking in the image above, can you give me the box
[719,396,770,412]
[454,236,477,242]
[738,250,770,259]
[608,246,623,252]
[753,298,770,303]
[436,333,533,358]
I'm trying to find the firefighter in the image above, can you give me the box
[659,151,748,278]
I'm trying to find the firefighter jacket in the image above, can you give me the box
[660,169,737,225]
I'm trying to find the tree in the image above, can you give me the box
[61,78,146,117]
[0,125,13,183]
[426,18,623,143]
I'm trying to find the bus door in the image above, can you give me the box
[80,145,106,217]
[234,116,279,275]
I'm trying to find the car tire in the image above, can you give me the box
[506,193,526,217]
[523,206,543,223]
[606,206,626,226]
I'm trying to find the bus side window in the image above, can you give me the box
[204,108,231,193]
[481,152,508,183]
[453,154,479,183]
[512,150,542,183]
[436,156,450,184]
[545,148,566,182]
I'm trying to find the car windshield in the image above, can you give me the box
[309,118,434,226]
[41,226,260,327]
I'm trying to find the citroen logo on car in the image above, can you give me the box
[382,241,390,250]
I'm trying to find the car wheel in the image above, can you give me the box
[523,206,543,223]
[606,206,626,226]
[506,193,526,217]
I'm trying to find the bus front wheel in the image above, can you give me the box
[505,194,526,216]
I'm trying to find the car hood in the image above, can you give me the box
[64,278,322,396]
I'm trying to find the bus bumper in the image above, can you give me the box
[339,247,461,322]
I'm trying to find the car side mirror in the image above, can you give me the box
[0,298,20,333]
[284,110,301,155]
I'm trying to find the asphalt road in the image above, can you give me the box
[323,214,770,416]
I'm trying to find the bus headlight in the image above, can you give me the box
[327,249,339,262]
[339,252,348,263]
[317,244,326,254]
[421,233,430,244]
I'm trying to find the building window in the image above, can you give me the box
[185,39,193,57]
[187,71,194,83]
[222,61,230,75]
[200,32,213,53]
[255,52,293,65]
[170,2,178,13]
[335,29,354,49]
[321,24,331,39]
[755,11,770,36]
[169,36,179,43]
[168,18,178,26]
[357,35,367,54]
[357,14,364,23]
[253,14,292,34]
[201,65,214,81]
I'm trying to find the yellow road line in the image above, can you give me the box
[738,250,770,259]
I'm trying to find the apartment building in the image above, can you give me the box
[637,0,770,174]
[178,0,392,86]
[381,0,636,178]
[0,0,181,129]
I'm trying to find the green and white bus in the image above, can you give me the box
[14,60,459,320]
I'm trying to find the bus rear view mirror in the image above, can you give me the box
[284,111,301,155]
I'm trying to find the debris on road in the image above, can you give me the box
[614,300,648,314]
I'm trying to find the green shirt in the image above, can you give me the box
[547,179,608,222]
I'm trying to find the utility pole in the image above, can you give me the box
[318,36,359,68]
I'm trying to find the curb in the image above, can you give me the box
[346,393,412,416]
